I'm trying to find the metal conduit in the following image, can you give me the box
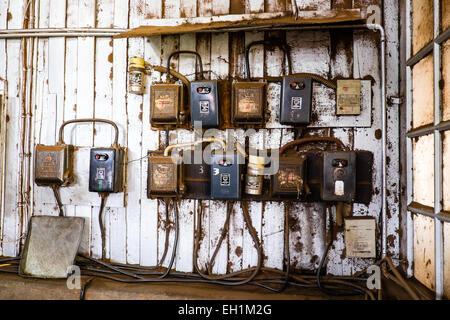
[0,28,126,38]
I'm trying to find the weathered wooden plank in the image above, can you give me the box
[139,0,162,267]
[2,0,26,256]
[174,31,197,272]
[108,0,130,264]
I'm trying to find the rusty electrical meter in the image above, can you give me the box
[150,53,187,128]
[34,144,74,187]
[271,156,307,198]
[148,138,226,198]
[232,40,290,126]
[147,152,182,198]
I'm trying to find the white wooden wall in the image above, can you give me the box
[0,0,401,276]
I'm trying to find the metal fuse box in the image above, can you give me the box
[147,153,182,198]
[190,80,219,128]
[150,83,184,126]
[271,156,307,198]
[280,76,312,125]
[336,80,361,115]
[183,151,211,199]
[211,153,242,200]
[34,144,74,186]
[232,82,266,124]
[321,151,356,202]
[89,148,124,193]
[345,217,376,258]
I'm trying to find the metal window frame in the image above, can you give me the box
[405,0,448,300]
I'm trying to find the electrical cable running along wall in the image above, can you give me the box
[0,0,401,280]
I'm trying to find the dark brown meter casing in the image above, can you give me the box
[232,40,290,126]
[271,155,307,198]
[34,144,74,186]
[150,83,184,126]
[147,152,183,198]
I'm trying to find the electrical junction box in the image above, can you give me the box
[232,82,266,125]
[211,153,242,200]
[336,80,361,115]
[280,76,312,125]
[183,150,211,199]
[150,83,184,126]
[89,148,124,193]
[345,217,376,258]
[190,80,219,128]
[321,151,356,202]
[147,153,182,198]
[34,144,74,186]
[271,156,307,198]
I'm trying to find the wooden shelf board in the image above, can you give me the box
[114,9,364,38]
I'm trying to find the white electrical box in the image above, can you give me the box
[336,79,361,115]
[345,217,376,258]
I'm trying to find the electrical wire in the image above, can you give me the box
[51,185,64,217]
[158,198,179,279]
[193,201,263,285]
[80,277,94,300]
[98,193,109,260]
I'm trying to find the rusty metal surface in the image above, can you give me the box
[19,216,85,279]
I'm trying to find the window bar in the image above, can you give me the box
[405,0,414,279]
[405,0,414,277]
[433,0,444,300]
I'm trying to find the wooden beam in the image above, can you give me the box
[114,10,363,38]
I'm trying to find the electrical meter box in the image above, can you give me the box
[336,80,361,115]
[190,80,219,128]
[345,217,376,258]
[34,144,74,186]
[147,153,182,198]
[183,151,211,199]
[280,76,312,125]
[211,153,242,200]
[150,83,184,127]
[321,151,356,202]
[271,156,307,198]
[89,148,124,193]
[232,82,266,125]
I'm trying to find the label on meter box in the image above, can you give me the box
[96,168,106,180]
[334,180,345,196]
[291,97,302,110]
[220,173,231,186]
[199,100,210,114]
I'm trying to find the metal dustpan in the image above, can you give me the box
[19,215,85,279]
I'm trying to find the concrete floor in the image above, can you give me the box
[0,272,365,300]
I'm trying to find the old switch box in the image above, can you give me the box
[183,150,211,199]
[190,80,219,128]
[336,80,361,115]
[147,153,182,198]
[280,76,312,125]
[89,148,124,193]
[232,82,266,125]
[345,217,376,258]
[34,144,74,186]
[150,83,184,126]
[271,156,307,198]
[211,153,242,200]
[322,151,356,202]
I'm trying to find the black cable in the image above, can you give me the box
[78,254,143,279]
[80,277,94,300]
[158,198,179,279]
[316,205,337,296]
[98,193,108,260]
[52,185,64,217]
